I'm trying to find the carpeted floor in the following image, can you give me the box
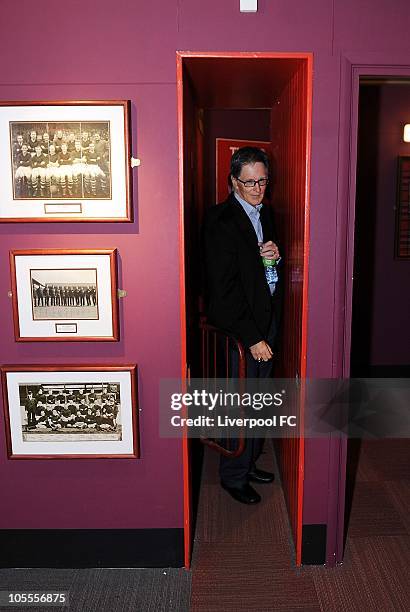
[0,439,408,611]
[190,439,410,612]
[0,567,191,612]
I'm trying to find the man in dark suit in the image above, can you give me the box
[203,146,282,504]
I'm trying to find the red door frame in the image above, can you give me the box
[331,56,410,563]
[176,51,313,568]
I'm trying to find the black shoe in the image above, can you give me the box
[248,468,275,484]
[221,482,261,504]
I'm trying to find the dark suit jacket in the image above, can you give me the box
[203,192,283,348]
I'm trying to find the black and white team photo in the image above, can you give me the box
[19,382,121,442]
[10,121,111,199]
[30,268,98,321]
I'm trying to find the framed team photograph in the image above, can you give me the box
[0,100,132,222]
[10,249,119,342]
[1,365,139,459]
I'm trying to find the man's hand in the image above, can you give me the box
[250,340,273,362]
[259,241,280,260]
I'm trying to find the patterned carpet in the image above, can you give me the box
[190,439,410,612]
[0,439,408,611]
[0,567,191,612]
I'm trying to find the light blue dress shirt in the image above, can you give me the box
[234,192,264,243]
[234,192,278,294]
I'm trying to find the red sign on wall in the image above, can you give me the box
[216,138,271,203]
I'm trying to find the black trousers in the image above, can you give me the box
[219,309,277,487]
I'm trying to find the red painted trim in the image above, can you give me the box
[296,52,313,567]
[178,51,315,60]
[176,50,314,569]
[176,52,191,569]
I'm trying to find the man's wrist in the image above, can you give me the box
[248,338,264,349]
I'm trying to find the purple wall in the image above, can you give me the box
[1,0,410,536]
[0,85,183,527]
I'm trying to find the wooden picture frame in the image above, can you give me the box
[395,156,410,259]
[1,364,139,459]
[10,249,119,342]
[0,100,132,222]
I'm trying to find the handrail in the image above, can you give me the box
[199,317,246,457]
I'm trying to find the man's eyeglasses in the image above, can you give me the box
[235,177,269,188]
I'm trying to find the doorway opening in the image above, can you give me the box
[177,52,312,566]
[351,77,410,378]
[345,76,410,547]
